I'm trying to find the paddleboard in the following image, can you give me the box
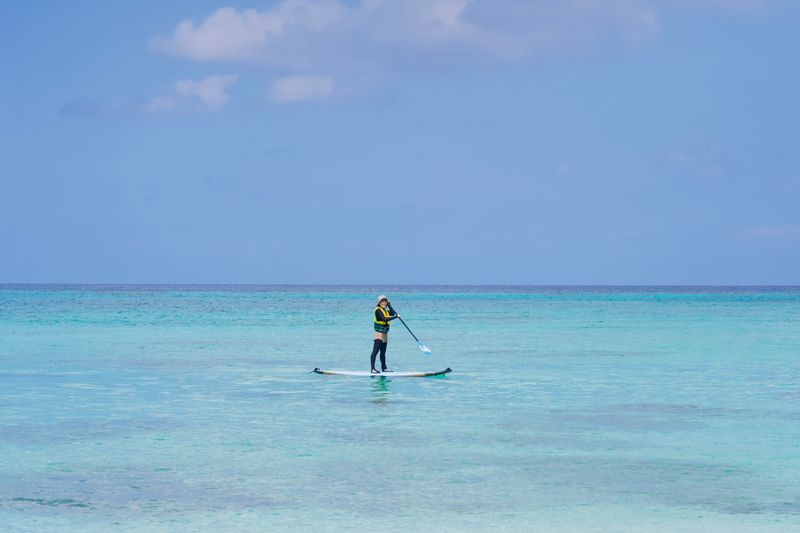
[313,367,451,377]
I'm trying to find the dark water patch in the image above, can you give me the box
[722,501,768,514]
[382,452,792,517]
[1,447,797,521]
[8,497,91,509]
[0,418,177,445]
[485,426,635,452]
[772,390,800,402]
[216,451,786,518]
[610,403,744,417]
[0,471,282,517]
[542,402,753,433]
[721,500,800,515]
[548,412,703,432]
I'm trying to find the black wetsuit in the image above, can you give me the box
[371,305,398,371]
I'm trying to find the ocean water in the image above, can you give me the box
[1,285,799,532]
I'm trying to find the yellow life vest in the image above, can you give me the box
[374,306,391,326]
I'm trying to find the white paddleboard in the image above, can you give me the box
[313,368,451,377]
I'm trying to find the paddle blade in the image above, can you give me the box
[418,341,432,354]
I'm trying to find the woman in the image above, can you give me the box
[370,295,399,373]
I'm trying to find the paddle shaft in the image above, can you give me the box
[388,304,423,343]
[395,315,421,343]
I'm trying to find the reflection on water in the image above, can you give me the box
[371,376,391,405]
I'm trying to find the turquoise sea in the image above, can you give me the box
[1,285,799,531]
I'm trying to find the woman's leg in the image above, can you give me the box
[370,339,382,370]
[379,340,388,370]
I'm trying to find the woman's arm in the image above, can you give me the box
[376,308,398,322]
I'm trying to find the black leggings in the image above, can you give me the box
[370,339,388,370]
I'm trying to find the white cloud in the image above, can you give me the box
[151,0,662,72]
[151,2,348,63]
[151,7,287,61]
[270,75,334,103]
[142,95,178,113]
[143,74,238,113]
[149,0,772,105]
[175,74,239,107]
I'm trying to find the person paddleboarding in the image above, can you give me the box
[370,295,399,373]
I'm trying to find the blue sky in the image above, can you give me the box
[1,0,798,284]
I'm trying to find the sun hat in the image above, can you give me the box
[377,295,388,304]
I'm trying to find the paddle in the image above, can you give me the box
[389,304,432,354]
